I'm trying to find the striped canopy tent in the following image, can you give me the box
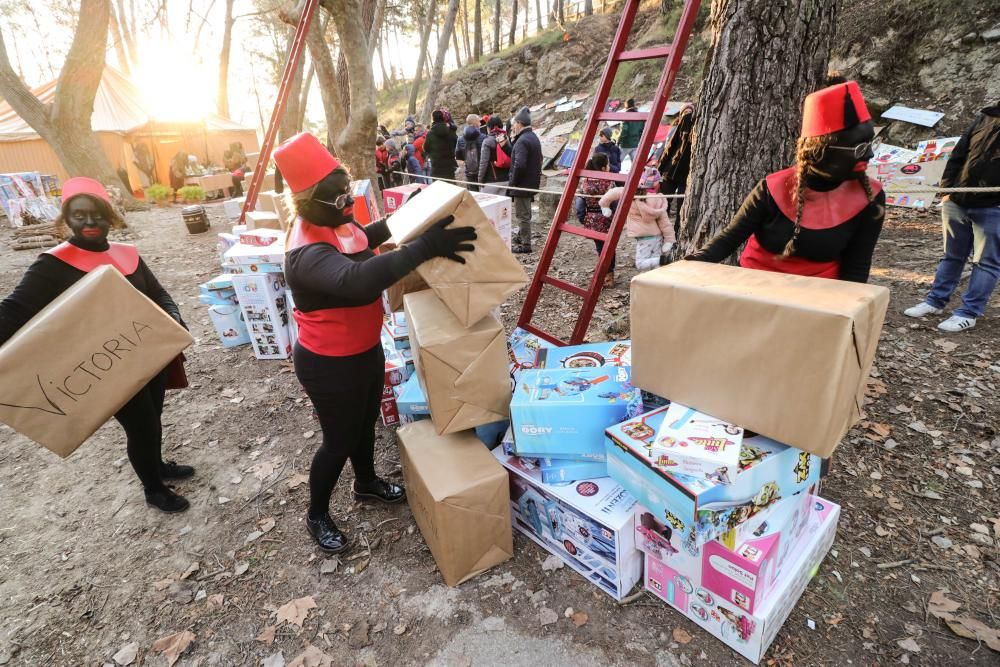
[0,67,259,191]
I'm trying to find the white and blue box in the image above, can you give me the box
[207,304,251,348]
[533,340,632,370]
[605,406,826,548]
[511,366,642,462]
[500,428,607,483]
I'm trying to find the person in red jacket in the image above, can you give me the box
[0,178,193,513]
[273,133,477,553]
[689,81,885,283]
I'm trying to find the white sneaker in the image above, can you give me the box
[937,315,976,332]
[904,302,944,317]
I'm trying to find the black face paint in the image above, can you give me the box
[808,121,876,183]
[303,171,355,227]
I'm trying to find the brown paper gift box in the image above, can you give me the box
[399,420,513,586]
[0,265,194,458]
[404,289,510,435]
[387,180,527,327]
[630,261,890,458]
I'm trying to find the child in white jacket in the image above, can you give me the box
[599,167,675,271]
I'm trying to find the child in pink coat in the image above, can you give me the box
[600,167,675,270]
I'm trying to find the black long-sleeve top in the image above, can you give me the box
[284,220,432,311]
[689,177,885,283]
[0,239,183,346]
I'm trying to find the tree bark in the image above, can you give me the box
[461,0,472,62]
[452,17,463,68]
[473,0,482,59]
[660,0,672,15]
[408,0,437,115]
[368,0,385,59]
[279,27,307,142]
[677,0,839,257]
[535,0,542,31]
[557,0,564,24]
[217,0,235,118]
[108,3,131,76]
[306,13,346,148]
[493,0,502,53]
[0,0,138,206]
[422,0,461,119]
[298,60,315,132]
[508,0,518,46]
[376,27,391,88]
[584,0,593,16]
[115,0,138,69]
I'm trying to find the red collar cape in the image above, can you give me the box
[288,218,369,254]
[765,167,882,230]
[46,241,140,274]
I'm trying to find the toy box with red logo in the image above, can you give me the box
[383,183,428,214]
[533,340,632,371]
[223,229,286,266]
[606,406,826,548]
[494,448,642,600]
[471,191,513,248]
[508,328,555,383]
[231,273,292,360]
[352,179,381,226]
[644,496,839,664]
[651,402,744,484]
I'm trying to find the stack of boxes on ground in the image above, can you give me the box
[383,183,513,248]
[0,171,61,225]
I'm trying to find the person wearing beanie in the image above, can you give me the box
[0,178,194,513]
[618,98,645,161]
[424,108,459,183]
[600,166,674,272]
[480,114,490,136]
[478,115,512,196]
[274,132,477,553]
[689,81,884,283]
[456,113,486,191]
[904,102,1000,332]
[594,126,622,173]
[508,106,543,253]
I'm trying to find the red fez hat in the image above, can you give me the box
[61,177,111,207]
[801,81,871,138]
[272,132,341,193]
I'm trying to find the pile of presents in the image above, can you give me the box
[383,205,889,663]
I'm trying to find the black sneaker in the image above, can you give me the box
[160,460,195,480]
[306,512,349,553]
[353,478,406,504]
[145,487,190,513]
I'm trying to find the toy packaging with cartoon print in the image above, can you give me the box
[494,448,642,600]
[644,496,840,664]
[652,402,744,484]
[231,273,293,360]
[605,405,826,547]
[511,366,643,461]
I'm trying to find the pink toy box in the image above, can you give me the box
[383,184,428,214]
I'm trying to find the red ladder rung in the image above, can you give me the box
[578,169,627,183]
[541,275,590,298]
[617,46,671,61]
[597,111,649,122]
[518,322,564,347]
[558,224,609,241]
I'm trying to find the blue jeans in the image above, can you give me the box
[926,200,1000,318]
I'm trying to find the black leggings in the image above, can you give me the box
[113,370,167,492]
[595,239,617,272]
[294,342,384,516]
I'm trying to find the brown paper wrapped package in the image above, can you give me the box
[630,261,889,458]
[404,289,510,434]
[399,420,513,586]
[387,180,527,327]
[0,265,194,458]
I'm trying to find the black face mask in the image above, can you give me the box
[808,121,876,183]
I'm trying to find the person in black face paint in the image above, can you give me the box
[689,81,885,283]
[274,133,477,554]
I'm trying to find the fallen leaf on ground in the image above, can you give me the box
[112,641,139,666]
[571,612,588,627]
[249,461,276,481]
[180,562,199,580]
[827,613,845,625]
[319,557,340,574]
[672,628,693,644]
[234,561,249,576]
[942,616,1000,652]
[303,431,315,439]
[288,645,332,667]
[259,517,276,533]
[245,531,264,544]
[897,637,921,653]
[288,473,309,489]
[256,625,276,645]
[262,652,285,667]
[933,338,959,353]
[207,594,223,608]
[276,596,317,628]
[152,579,174,591]
[541,555,564,572]
[539,608,558,626]
[151,631,195,667]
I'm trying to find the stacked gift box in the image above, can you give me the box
[1,172,61,225]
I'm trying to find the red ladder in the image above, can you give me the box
[239,0,321,223]
[517,0,702,345]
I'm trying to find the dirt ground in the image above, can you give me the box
[0,199,997,667]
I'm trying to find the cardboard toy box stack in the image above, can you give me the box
[603,260,890,662]
[389,181,529,587]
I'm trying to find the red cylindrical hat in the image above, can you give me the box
[801,81,872,138]
[272,132,341,193]
[61,177,111,207]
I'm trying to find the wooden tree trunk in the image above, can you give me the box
[557,0,564,23]
[409,0,437,115]
[474,0,483,59]
[677,0,838,257]
[306,13,347,148]
[461,0,472,61]
[508,0,518,46]
[493,0,502,53]
[422,0,461,119]
[115,0,138,69]
[452,17,463,67]
[660,0,671,15]
[108,4,131,76]
[584,0,592,16]
[298,61,316,132]
[279,28,307,142]
[535,0,543,30]
[217,0,235,118]
[376,28,391,88]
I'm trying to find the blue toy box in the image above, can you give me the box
[605,406,827,548]
[534,340,632,370]
[508,327,555,382]
[511,366,643,462]
[395,373,429,416]
[499,428,608,483]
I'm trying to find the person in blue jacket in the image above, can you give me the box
[594,127,622,173]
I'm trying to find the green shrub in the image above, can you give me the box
[177,185,205,203]
[145,183,173,202]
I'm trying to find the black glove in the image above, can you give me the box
[410,215,477,264]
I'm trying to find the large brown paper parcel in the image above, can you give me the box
[630,261,889,458]
[0,265,194,458]
[399,419,513,586]
[387,180,527,327]
[404,289,510,434]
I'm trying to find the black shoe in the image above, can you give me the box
[511,243,532,254]
[306,512,350,553]
[145,487,190,513]
[160,460,195,480]
[354,478,406,504]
